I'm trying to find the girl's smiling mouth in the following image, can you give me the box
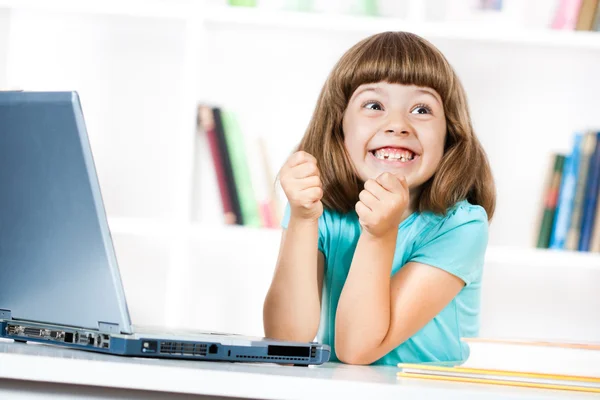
[368,146,420,166]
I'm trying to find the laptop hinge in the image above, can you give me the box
[0,309,11,319]
[98,321,120,333]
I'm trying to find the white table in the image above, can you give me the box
[0,340,596,399]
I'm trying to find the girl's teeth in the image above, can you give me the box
[374,149,414,162]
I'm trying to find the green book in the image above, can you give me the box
[284,0,313,12]
[536,154,566,248]
[228,0,256,7]
[220,110,261,228]
[351,0,378,16]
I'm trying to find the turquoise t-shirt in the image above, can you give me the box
[281,199,488,366]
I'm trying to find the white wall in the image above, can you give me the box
[5,10,190,221]
[111,227,279,337]
[112,233,172,328]
[0,9,10,88]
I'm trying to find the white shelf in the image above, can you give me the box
[107,217,174,238]
[107,217,281,239]
[107,217,600,269]
[0,0,196,19]
[485,245,600,270]
[204,6,600,51]
[2,2,599,50]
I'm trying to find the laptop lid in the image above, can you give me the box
[0,91,132,334]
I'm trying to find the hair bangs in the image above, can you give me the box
[340,32,455,105]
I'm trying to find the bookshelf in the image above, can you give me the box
[206,5,600,51]
[109,216,600,270]
[196,6,600,249]
[1,1,600,337]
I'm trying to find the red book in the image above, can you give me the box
[197,105,236,225]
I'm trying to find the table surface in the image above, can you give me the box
[0,339,596,400]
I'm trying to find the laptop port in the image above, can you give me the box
[267,345,310,358]
[142,341,158,353]
[209,344,218,354]
[64,332,74,343]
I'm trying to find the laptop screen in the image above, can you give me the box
[0,92,132,334]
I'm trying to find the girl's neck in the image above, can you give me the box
[403,186,422,221]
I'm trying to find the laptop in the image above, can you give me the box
[0,91,330,366]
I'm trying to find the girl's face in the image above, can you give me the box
[342,82,447,190]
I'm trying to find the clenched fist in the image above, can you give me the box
[280,151,323,221]
[355,172,409,238]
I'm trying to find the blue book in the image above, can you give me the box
[578,132,600,252]
[550,133,583,249]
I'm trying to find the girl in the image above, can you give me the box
[263,31,495,366]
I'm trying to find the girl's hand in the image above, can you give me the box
[280,151,323,221]
[355,172,409,238]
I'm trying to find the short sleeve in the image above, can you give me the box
[409,204,489,286]
[280,202,328,256]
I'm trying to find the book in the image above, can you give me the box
[575,0,599,30]
[220,110,261,228]
[593,0,600,29]
[566,132,598,250]
[579,132,600,251]
[536,153,566,248]
[533,154,556,247]
[552,0,584,30]
[590,192,600,252]
[213,107,245,225]
[197,105,237,225]
[398,364,600,393]
[461,337,600,377]
[398,337,600,393]
[257,136,282,228]
[550,133,582,249]
[240,134,279,229]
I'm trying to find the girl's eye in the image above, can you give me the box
[411,104,432,115]
[363,101,383,111]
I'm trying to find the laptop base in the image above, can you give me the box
[0,320,329,366]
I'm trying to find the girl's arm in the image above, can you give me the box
[263,218,324,342]
[335,239,463,365]
[263,150,324,342]
[334,172,464,365]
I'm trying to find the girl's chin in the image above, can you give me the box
[363,165,414,180]
[361,170,412,186]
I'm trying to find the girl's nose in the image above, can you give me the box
[385,128,410,135]
[384,115,412,135]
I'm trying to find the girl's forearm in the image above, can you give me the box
[263,217,321,342]
[335,231,397,363]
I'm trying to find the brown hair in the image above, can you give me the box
[296,31,495,220]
